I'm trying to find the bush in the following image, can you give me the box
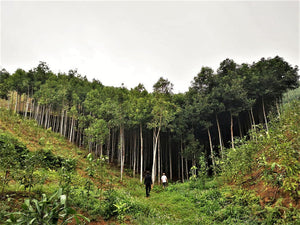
[35,149,76,171]
[101,189,152,222]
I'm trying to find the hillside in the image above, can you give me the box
[0,97,300,224]
[222,99,300,213]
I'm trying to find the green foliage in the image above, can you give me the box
[101,189,152,222]
[36,149,76,171]
[17,152,44,192]
[0,132,29,194]
[101,189,119,219]
[113,202,130,221]
[283,85,300,103]
[0,201,10,222]
[222,100,300,207]
[5,188,89,225]
[1,58,299,224]
[67,187,102,220]
[58,159,76,197]
[0,69,10,99]
[189,165,198,181]
[133,179,267,225]
[222,134,260,181]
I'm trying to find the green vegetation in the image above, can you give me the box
[6,188,90,225]
[0,97,299,224]
[0,58,299,224]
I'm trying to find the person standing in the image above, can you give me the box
[161,173,168,189]
[144,171,152,197]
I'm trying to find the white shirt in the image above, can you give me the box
[161,175,167,183]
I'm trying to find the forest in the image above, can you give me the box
[0,55,300,224]
[0,56,298,184]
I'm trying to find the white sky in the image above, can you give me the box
[1,0,299,93]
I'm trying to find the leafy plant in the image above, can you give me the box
[113,202,130,221]
[189,165,197,181]
[17,152,44,193]
[58,159,76,197]
[5,188,90,224]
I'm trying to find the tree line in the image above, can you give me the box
[0,56,298,184]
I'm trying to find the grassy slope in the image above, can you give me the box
[0,105,123,223]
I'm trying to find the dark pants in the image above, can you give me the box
[145,184,151,197]
[162,182,167,188]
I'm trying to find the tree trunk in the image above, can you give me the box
[48,106,52,129]
[20,94,24,113]
[140,124,144,183]
[117,130,121,164]
[111,129,115,163]
[44,105,49,128]
[250,107,255,127]
[7,92,11,111]
[72,119,76,143]
[63,109,68,137]
[69,116,74,142]
[106,128,111,162]
[95,143,99,156]
[207,128,216,175]
[40,105,45,126]
[120,125,125,180]
[60,107,64,135]
[30,99,34,118]
[262,97,269,133]
[100,143,103,157]
[181,137,184,182]
[56,115,60,133]
[35,104,39,121]
[14,92,18,113]
[178,154,181,181]
[133,131,137,177]
[185,158,188,180]
[151,127,161,184]
[276,99,281,118]
[230,112,235,149]
[76,122,81,146]
[53,115,57,132]
[238,116,242,138]
[157,137,161,184]
[24,96,29,118]
[250,107,257,143]
[216,114,224,159]
[19,93,22,113]
[169,137,172,181]
[88,138,92,153]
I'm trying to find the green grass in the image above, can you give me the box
[122,179,262,225]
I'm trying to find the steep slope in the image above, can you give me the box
[223,100,300,209]
[0,107,124,224]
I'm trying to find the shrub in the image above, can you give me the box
[0,132,29,194]
[101,189,152,222]
[35,149,76,171]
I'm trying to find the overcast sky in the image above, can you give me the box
[1,0,299,93]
